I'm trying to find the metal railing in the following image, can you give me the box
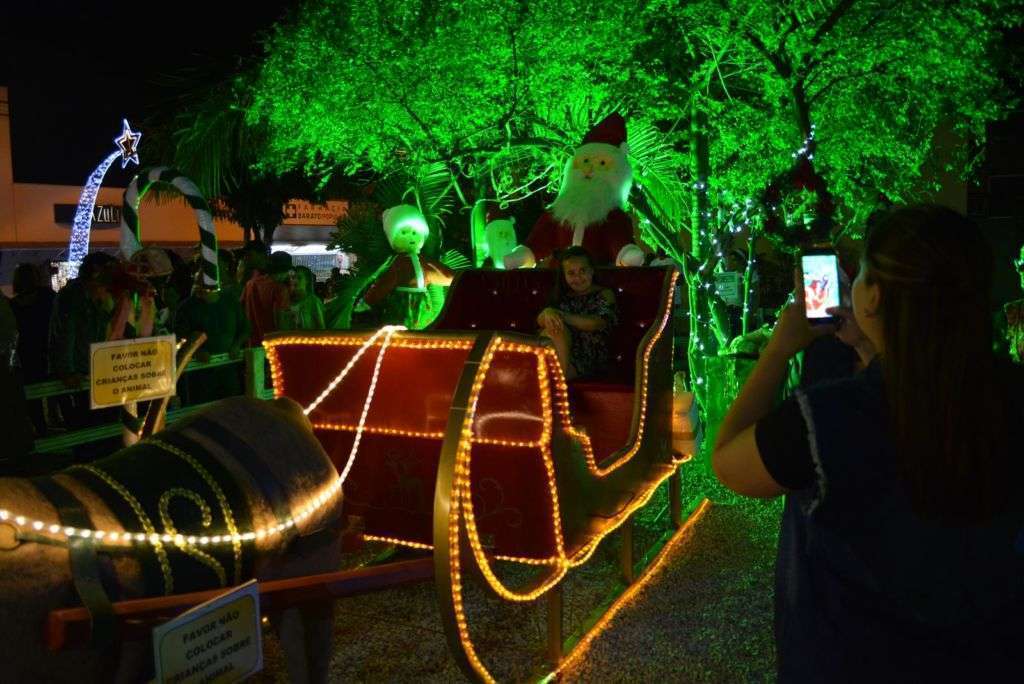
[25,347,273,454]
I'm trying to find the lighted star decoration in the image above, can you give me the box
[114,119,142,168]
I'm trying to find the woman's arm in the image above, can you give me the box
[713,272,834,497]
[559,289,615,332]
[559,310,607,331]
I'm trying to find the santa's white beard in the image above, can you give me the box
[550,168,628,233]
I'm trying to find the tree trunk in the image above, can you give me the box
[262,224,277,250]
[688,96,714,411]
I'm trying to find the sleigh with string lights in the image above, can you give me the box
[264,266,700,680]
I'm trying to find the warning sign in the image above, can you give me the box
[153,580,263,684]
[90,335,177,408]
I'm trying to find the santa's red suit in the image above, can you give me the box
[524,207,637,267]
[504,112,646,268]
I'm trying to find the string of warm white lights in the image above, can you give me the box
[302,325,404,415]
[0,326,405,548]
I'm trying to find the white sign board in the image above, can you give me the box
[153,579,263,684]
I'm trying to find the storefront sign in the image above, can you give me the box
[281,199,348,226]
[153,580,263,684]
[54,203,122,227]
[90,335,176,408]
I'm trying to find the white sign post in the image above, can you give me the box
[152,580,263,684]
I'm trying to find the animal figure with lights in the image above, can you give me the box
[504,113,646,269]
[0,168,343,683]
[0,397,344,683]
[361,204,455,329]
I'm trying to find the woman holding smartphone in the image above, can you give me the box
[713,205,1023,681]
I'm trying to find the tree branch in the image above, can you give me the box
[810,0,858,47]
[808,57,900,104]
[744,28,792,78]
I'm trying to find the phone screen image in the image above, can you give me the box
[801,253,840,319]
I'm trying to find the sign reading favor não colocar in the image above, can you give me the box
[153,580,263,684]
[90,335,176,408]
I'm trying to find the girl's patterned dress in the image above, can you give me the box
[559,288,617,378]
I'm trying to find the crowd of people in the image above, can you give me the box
[0,241,349,464]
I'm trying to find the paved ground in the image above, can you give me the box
[256,493,782,683]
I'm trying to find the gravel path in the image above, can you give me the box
[255,495,782,683]
[559,498,782,683]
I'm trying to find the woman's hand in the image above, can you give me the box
[826,306,876,365]
[764,268,836,359]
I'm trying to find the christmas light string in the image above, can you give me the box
[66,120,142,279]
[0,325,405,548]
[692,127,816,354]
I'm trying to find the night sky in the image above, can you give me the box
[1,1,288,186]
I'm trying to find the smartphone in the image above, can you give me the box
[800,248,840,324]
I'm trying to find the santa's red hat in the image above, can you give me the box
[581,112,627,148]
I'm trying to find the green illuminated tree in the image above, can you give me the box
[640,0,1022,233]
[246,0,1021,368]
[247,0,691,265]
[631,0,1022,418]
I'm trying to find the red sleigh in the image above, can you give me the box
[264,266,696,681]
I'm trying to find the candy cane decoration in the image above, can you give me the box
[120,167,219,289]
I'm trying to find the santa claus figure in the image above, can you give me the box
[362,204,454,329]
[505,112,645,268]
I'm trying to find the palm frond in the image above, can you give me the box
[329,201,392,274]
[413,162,455,222]
[627,121,689,257]
[439,249,472,271]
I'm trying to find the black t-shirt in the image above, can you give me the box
[762,356,1024,681]
[755,397,813,490]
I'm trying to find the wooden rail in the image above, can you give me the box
[26,348,271,453]
[47,557,434,651]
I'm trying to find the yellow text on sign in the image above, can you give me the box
[90,335,176,408]
[153,580,262,684]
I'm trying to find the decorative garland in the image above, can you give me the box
[120,167,219,289]
[759,125,836,252]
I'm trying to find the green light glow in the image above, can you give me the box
[244,0,1022,496]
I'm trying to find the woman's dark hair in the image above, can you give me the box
[864,204,1009,523]
[549,246,596,305]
